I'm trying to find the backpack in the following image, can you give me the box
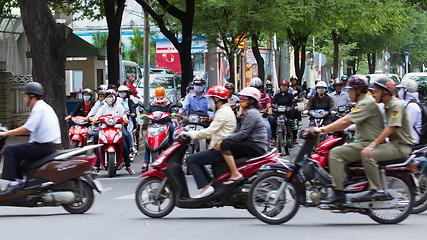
[406,100,427,144]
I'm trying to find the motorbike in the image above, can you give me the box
[134,122,280,218]
[247,129,418,225]
[96,114,126,178]
[308,109,332,127]
[0,124,102,213]
[141,103,181,172]
[272,105,297,155]
[68,116,90,148]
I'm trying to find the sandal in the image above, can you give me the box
[93,167,100,173]
[141,163,148,173]
[126,167,135,175]
[223,177,244,185]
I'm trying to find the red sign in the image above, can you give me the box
[156,52,181,74]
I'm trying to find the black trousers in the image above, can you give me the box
[220,139,265,158]
[1,142,57,181]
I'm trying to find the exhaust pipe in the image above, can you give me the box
[41,192,76,204]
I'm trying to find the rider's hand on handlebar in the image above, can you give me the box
[64,115,71,122]
[0,131,7,139]
[208,116,214,122]
[92,118,98,125]
[267,108,273,116]
[310,126,326,135]
[177,132,190,140]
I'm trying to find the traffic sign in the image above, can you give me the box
[313,53,327,67]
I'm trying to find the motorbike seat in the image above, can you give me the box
[20,149,76,171]
[348,156,409,168]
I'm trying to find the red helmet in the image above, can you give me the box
[206,85,228,99]
[280,80,289,86]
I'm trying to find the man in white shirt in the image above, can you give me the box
[0,82,61,183]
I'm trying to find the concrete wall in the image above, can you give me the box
[65,56,105,92]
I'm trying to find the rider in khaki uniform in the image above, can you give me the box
[311,75,384,205]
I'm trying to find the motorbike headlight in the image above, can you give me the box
[148,124,167,136]
[99,132,108,143]
[188,115,199,123]
[107,118,116,126]
[113,130,123,143]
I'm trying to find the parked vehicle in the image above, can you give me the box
[97,114,126,178]
[0,124,102,213]
[136,73,182,104]
[247,129,417,225]
[134,122,280,218]
[68,116,90,148]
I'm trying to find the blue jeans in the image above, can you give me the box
[144,121,174,164]
[186,149,224,189]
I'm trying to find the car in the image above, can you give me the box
[402,72,427,105]
[150,68,175,75]
[366,74,401,84]
[136,73,181,105]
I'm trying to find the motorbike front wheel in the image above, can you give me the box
[63,180,94,214]
[70,140,80,148]
[135,177,175,218]
[107,152,116,178]
[411,171,427,214]
[368,175,414,224]
[248,172,300,225]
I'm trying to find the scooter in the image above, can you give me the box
[68,116,90,148]
[97,114,126,178]
[0,124,102,213]
[134,122,280,218]
[247,129,418,225]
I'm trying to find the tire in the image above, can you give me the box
[411,172,427,214]
[70,140,80,148]
[368,175,414,224]
[107,152,116,178]
[185,145,194,175]
[247,172,300,225]
[277,132,283,154]
[135,177,175,218]
[63,180,94,214]
[283,133,290,155]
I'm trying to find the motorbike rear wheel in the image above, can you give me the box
[70,140,80,148]
[248,172,300,225]
[107,152,116,178]
[135,177,175,218]
[63,180,94,214]
[368,175,414,224]
[411,172,427,214]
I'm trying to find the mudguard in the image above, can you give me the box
[140,169,165,179]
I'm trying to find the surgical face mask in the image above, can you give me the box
[208,98,216,111]
[266,87,272,91]
[118,92,127,98]
[83,95,91,102]
[195,85,205,93]
[240,99,250,108]
[317,88,326,95]
[105,97,114,105]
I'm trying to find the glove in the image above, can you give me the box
[177,131,190,140]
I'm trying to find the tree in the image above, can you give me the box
[17,0,72,147]
[92,31,108,50]
[125,27,156,66]
[135,0,195,96]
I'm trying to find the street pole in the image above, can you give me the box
[143,0,150,106]
[271,33,278,89]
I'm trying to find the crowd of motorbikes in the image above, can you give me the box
[0,89,426,227]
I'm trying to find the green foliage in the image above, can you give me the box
[91,31,108,49]
[0,0,18,16]
[124,27,157,66]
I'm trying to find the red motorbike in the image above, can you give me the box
[134,122,280,218]
[68,116,90,148]
[97,114,126,178]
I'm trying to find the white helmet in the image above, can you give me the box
[118,85,129,92]
[316,81,328,88]
[396,79,418,92]
[250,77,263,88]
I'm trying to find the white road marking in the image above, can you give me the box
[115,194,135,200]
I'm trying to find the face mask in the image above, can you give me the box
[105,97,114,105]
[240,99,250,108]
[317,88,326,95]
[83,96,91,102]
[118,92,127,98]
[195,85,204,93]
[208,98,216,111]
[266,87,272,91]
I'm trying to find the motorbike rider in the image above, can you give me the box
[271,80,298,145]
[0,82,61,190]
[128,77,138,98]
[396,79,423,145]
[93,89,135,175]
[224,82,240,112]
[329,81,351,120]
[265,80,274,99]
[341,75,349,92]
[238,77,272,142]
[289,76,303,134]
[180,86,236,198]
[87,87,106,120]
[141,86,174,172]
[176,75,214,121]
[118,85,137,153]
[310,75,386,205]
[64,88,95,122]
[216,87,268,184]
[305,81,336,126]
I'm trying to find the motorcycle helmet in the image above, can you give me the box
[22,82,44,96]
[279,80,289,86]
[316,81,328,88]
[83,88,93,96]
[396,79,418,92]
[193,75,206,85]
[155,86,166,99]
[374,77,396,95]
[206,85,228,99]
[239,87,261,103]
[250,77,263,88]
[345,75,369,92]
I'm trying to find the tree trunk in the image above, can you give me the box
[251,34,265,82]
[367,52,376,74]
[227,53,235,85]
[18,0,71,148]
[331,30,339,79]
[291,37,307,83]
[104,0,125,87]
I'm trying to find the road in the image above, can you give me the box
[1,150,427,240]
